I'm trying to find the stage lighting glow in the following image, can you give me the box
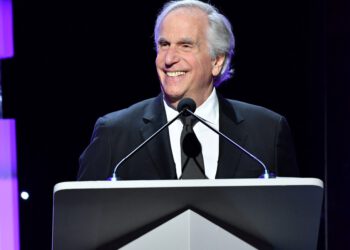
[0,119,20,250]
[21,191,29,200]
[0,0,14,59]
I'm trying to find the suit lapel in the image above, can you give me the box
[216,96,247,178]
[140,95,177,179]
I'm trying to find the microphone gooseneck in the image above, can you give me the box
[109,97,274,180]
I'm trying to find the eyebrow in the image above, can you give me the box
[178,38,195,45]
[157,37,168,44]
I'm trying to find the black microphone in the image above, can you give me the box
[177,98,196,115]
[180,98,275,179]
[109,98,196,181]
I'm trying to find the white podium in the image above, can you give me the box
[52,178,323,250]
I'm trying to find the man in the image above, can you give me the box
[78,0,298,181]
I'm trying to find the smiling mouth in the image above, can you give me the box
[165,71,186,77]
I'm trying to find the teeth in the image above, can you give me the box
[166,71,186,77]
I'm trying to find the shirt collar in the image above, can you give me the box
[163,88,219,126]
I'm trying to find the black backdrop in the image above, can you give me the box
[2,0,349,249]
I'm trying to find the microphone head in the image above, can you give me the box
[177,98,196,114]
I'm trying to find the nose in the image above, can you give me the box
[164,47,180,67]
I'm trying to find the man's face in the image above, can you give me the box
[156,8,223,108]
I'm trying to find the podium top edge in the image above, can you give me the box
[54,178,323,194]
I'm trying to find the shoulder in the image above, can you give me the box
[223,98,284,122]
[96,97,159,128]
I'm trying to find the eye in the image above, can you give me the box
[180,42,193,51]
[158,41,169,50]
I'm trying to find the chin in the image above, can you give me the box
[161,85,182,97]
[162,91,183,105]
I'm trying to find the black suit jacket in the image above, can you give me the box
[78,94,298,180]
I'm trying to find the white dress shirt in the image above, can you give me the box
[163,88,220,179]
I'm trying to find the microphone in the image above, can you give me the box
[177,98,196,115]
[109,98,196,181]
[179,98,275,179]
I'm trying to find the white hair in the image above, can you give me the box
[154,0,235,86]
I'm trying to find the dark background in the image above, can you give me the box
[1,0,349,249]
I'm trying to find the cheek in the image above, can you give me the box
[196,57,214,76]
[155,55,164,74]
[156,51,166,65]
[155,54,161,66]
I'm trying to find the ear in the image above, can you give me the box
[211,54,226,77]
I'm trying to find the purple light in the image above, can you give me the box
[0,0,14,59]
[0,119,20,250]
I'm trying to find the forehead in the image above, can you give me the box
[158,8,209,39]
